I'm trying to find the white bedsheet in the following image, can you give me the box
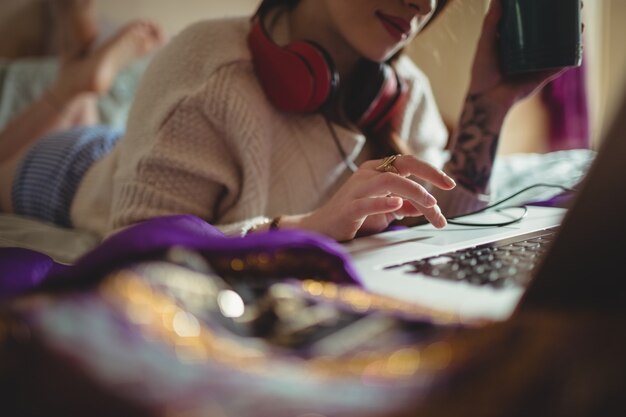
[0,214,100,264]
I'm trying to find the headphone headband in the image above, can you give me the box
[247,5,407,131]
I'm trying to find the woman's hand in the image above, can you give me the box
[468,0,568,108]
[283,155,456,242]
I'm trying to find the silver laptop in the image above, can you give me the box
[343,85,626,323]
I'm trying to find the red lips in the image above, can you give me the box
[376,11,412,41]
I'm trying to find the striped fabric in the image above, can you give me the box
[12,125,122,227]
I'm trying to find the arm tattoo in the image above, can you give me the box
[446,94,500,194]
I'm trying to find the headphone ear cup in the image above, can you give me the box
[248,19,337,113]
[345,62,406,133]
[284,42,338,112]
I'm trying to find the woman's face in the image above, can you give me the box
[322,0,437,62]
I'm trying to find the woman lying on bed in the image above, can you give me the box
[0,0,563,243]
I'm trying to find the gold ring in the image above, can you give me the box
[375,154,401,174]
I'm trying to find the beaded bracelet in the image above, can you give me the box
[269,216,282,231]
[243,216,282,236]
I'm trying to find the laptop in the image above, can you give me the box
[342,85,626,323]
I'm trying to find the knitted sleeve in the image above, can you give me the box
[109,62,276,236]
[109,92,240,230]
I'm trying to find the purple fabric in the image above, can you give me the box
[527,191,577,209]
[0,248,70,297]
[0,215,362,299]
[541,60,590,151]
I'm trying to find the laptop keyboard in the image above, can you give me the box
[383,227,559,289]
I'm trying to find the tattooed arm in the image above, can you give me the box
[444,93,508,194]
[418,0,566,220]
[424,91,508,219]
[437,0,565,205]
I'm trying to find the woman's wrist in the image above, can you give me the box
[469,86,519,116]
[273,213,309,231]
[275,212,333,237]
[243,215,289,235]
[447,92,506,194]
[461,91,510,133]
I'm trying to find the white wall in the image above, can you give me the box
[407,0,488,129]
[585,0,626,147]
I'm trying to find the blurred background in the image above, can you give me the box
[1,0,624,154]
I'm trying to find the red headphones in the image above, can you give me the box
[247,12,407,133]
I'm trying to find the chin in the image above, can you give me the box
[372,49,403,63]
[357,45,398,62]
[353,37,405,63]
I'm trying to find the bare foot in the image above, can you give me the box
[51,20,164,102]
[50,0,99,58]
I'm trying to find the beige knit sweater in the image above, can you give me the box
[69,14,484,238]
